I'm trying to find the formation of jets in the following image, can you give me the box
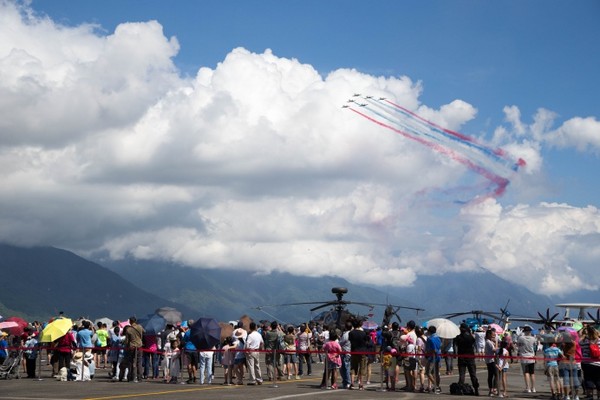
[342,94,386,109]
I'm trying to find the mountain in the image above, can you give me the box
[101,257,560,325]
[0,244,199,321]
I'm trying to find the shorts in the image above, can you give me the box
[350,354,366,373]
[546,365,559,381]
[283,353,298,364]
[560,366,581,388]
[234,358,246,366]
[186,351,199,368]
[521,362,535,375]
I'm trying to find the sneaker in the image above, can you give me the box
[565,396,571,400]
[532,388,536,393]
[575,397,580,400]
[295,375,300,380]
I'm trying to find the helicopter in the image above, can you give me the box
[441,300,513,331]
[255,287,424,330]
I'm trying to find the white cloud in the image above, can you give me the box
[0,1,599,297]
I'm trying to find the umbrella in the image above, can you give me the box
[4,317,28,336]
[362,320,378,330]
[155,307,183,325]
[143,314,167,335]
[94,317,114,327]
[488,323,504,334]
[0,321,19,330]
[190,318,221,350]
[40,318,73,342]
[427,318,460,339]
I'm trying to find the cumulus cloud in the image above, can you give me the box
[0,1,598,296]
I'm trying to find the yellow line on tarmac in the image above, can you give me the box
[83,384,230,400]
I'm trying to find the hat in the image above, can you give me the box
[73,351,83,361]
[84,351,93,361]
[0,331,7,337]
[522,325,532,331]
[234,328,245,337]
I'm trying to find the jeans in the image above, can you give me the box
[340,354,351,388]
[199,353,213,384]
[298,350,312,375]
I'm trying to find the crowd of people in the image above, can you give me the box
[1,313,600,400]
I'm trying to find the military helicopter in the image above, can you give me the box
[255,287,424,330]
[441,300,513,331]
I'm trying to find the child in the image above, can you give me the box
[497,339,510,397]
[220,337,236,385]
[168,339,181,383]
[544,338,563,400]
[320,331,342,389]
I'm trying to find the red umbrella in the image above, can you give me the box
[4,317,28,336]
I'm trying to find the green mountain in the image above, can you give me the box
[0,244,199,322]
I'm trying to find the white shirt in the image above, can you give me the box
[246,330,263,350]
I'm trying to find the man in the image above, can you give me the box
[425,325,442,393]
[264,321,284,381]
[338,321,353,389]
[348,319,368,390]
[119,316,145,382]
[181,320,198,383]
[453,322,480,396]
[245,322,264,385]
[517,325,537,393]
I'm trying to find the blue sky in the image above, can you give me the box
[32,0,600,206]
[1,0,599,296]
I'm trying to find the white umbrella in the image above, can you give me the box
[427,318,460,339]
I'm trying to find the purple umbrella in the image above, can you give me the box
[190,318,221,350]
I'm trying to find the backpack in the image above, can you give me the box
[590,342,600,359]
[450,382,475,396]
[390,330,401,350]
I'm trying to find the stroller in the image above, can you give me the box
[0,350,23,379]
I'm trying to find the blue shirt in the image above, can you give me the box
[544,346,563,367]
[426,333,442,362]
[183,330,197,351]
[76,328,93,348]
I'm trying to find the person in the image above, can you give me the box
[484,328,498,396]
[338,320,353,389]
[381,321,402,391]
[198,345,214,384]
[108,325,124,381]
[580,325,600,400]
[119,316,145,383]
[402,334,417,392]
[94,322,109,369]
[320,330,342,389]
[168,338,182,383]
[442,338,454,375]
[454,322,480,396]
[475,327,486,359]
[497,339,510,398]
[245,321,264,385]
[24,331,38,378]
[365,330,376,385]
[219,336,235,385]
[282,325,299,379]
[143,331,160,380]
[348,319,368,390]
[517,325,537,393]
[264,321,284,381]
[233,329,246,385]
[415,326,427,393]
[297,324,312,377]
[0,331,8,365]
[425,325,442,394]
[76,320,94,352]
[54,326,76,376]
[69,351,91,381]
[560,338,581,400]
[181,320,198,383]
[544,335,563,400]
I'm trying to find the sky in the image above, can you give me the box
[1,0,599,297]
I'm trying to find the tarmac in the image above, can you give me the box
[0,357,564,400]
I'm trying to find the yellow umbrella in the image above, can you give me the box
[40,318,73,343]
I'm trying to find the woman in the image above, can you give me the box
[580,326,600,400]
[320,331,342,388]
[484,329,498,396]
[283,325,299,379]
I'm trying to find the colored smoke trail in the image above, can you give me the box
[347,96,526,202]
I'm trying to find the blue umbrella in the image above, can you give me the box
[143,314,167,335]
[190,318,221,350]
